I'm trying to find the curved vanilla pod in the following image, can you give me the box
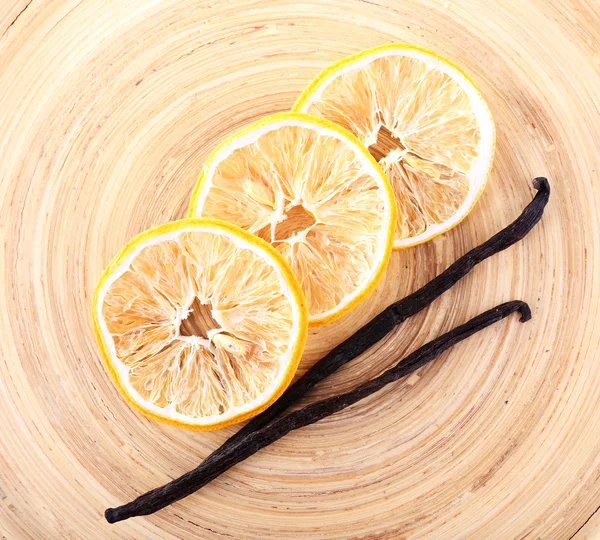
[106,300,531,522]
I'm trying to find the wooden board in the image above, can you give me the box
[1,0,599,538]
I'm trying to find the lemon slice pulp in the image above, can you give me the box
[189,112,396,326]
[294,44,496,249]
[92,218,308,430]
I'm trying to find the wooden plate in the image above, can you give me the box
[1,1,599,538]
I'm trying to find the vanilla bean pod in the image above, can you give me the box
[106,178,549,523]
[106,300,531,522]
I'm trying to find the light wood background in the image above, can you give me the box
[1,0,599,538]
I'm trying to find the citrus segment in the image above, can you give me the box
[93,219,308,430]
[189,112,396,326]
[294,44,495,248]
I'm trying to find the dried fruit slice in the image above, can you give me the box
[189,112,396,326]
[92,218,308,430]
[293,44,496,249]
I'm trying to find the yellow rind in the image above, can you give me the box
[189,111,397,327]
[293,43,496,251]
[92,217,308,431]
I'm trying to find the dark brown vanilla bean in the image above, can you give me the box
[106,300,531,522]
[105,178,549,523]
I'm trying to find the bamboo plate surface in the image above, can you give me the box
[1,0,600,538]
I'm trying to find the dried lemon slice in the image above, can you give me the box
[294,44,495,249]
[189,112,396,326]
[92,218,308,430]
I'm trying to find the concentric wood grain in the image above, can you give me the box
[1,1,599,538]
